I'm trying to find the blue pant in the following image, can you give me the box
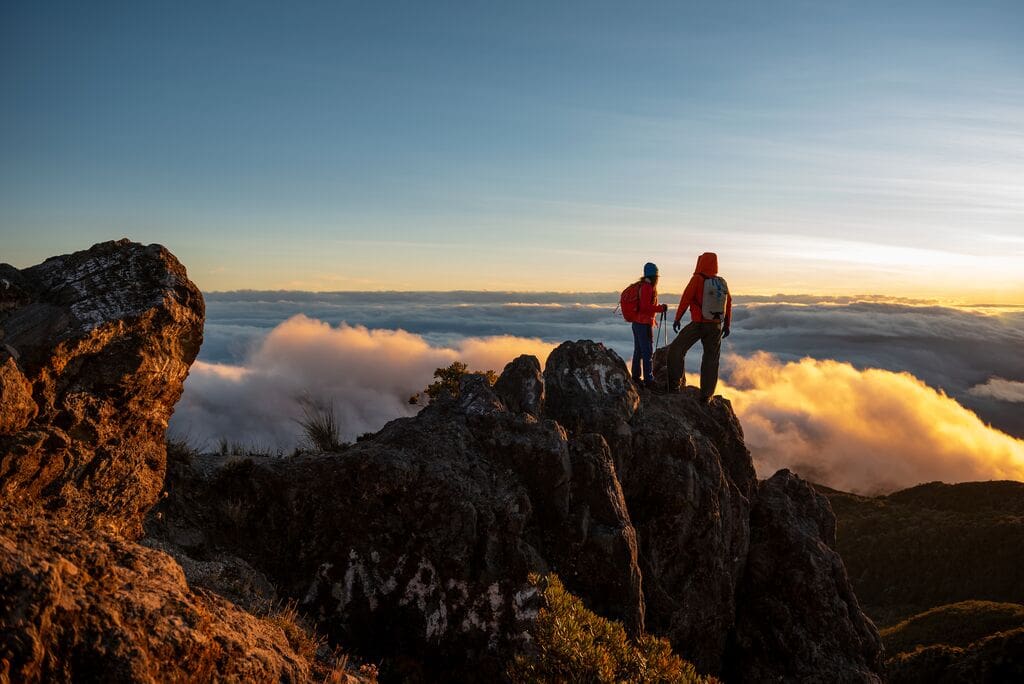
[631,322,654,384]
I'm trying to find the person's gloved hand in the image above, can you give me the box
[659,303,669,313]
[722,326,731,338]
[672,319,681,333]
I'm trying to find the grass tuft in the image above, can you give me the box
[166,431,202,464]
[296,397,345,452]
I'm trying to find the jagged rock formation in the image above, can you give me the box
[149,340,883,681]
[0,514,315,683]
[0,241,882,682]
[0,240,204,535]
[727,470,884,681]
[148,375,645,680]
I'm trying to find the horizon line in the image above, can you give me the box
[200,289,1024,309]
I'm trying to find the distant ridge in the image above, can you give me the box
[819,479,1024,626]
[818,480,1024,681]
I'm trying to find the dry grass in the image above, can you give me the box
[216,438,283,458]
[260,600,378,683]
[264,599,323,663]
[296,398,345,452]
[166,432,202,465]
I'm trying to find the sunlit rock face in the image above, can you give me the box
[0,239,204,536]
[0,513,314,683]
[149,340,883,681]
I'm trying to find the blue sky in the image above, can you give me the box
[2,1,1022,300]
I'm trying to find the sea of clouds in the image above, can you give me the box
[171,291,1024,494]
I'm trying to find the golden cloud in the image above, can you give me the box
[718,353,1024,493]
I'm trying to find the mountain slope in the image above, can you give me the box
[821,480,1024,626]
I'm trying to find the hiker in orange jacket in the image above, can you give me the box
[631,262,669,388]
[667,252,732,401]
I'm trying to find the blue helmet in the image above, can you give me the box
[643,262,659,278]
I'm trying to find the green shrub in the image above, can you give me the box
[509,574,717,684]
[411,362,497,404]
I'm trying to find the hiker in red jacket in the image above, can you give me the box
[668,252,732,401]
[629,262,669,388]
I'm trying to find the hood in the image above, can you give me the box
[694,252,718,276]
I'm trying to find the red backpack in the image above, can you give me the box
[618,280,645,322]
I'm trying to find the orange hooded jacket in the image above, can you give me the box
[674,252,732,326]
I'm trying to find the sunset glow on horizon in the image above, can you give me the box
[2,2,1022,302]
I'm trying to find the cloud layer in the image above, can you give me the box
[197,292,1024,439]
[171,306,1024,494]
[721,353,1024,494]
[171,315,554,449]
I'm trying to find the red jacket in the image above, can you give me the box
[633,279,661,326]
[674,252,732,326]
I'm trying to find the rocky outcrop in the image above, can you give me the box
[0,242,379,684]
[149,340,883,681]
[148,373,645,680]
[726,469,885,682]
[0,513,320,684]
[0,240,204,535]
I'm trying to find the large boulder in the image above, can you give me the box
[0,240,204,535]
[543,340,639,437]
[0,514,316,684]
[726,469,885,682]
[493,354,545,417]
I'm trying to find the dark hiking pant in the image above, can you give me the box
[667,321,723,398]
[631,321,654,384]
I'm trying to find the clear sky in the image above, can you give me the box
[2,1,1022,301]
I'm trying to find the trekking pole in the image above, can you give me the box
[662,309,670,393]
[659,309,667,393]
